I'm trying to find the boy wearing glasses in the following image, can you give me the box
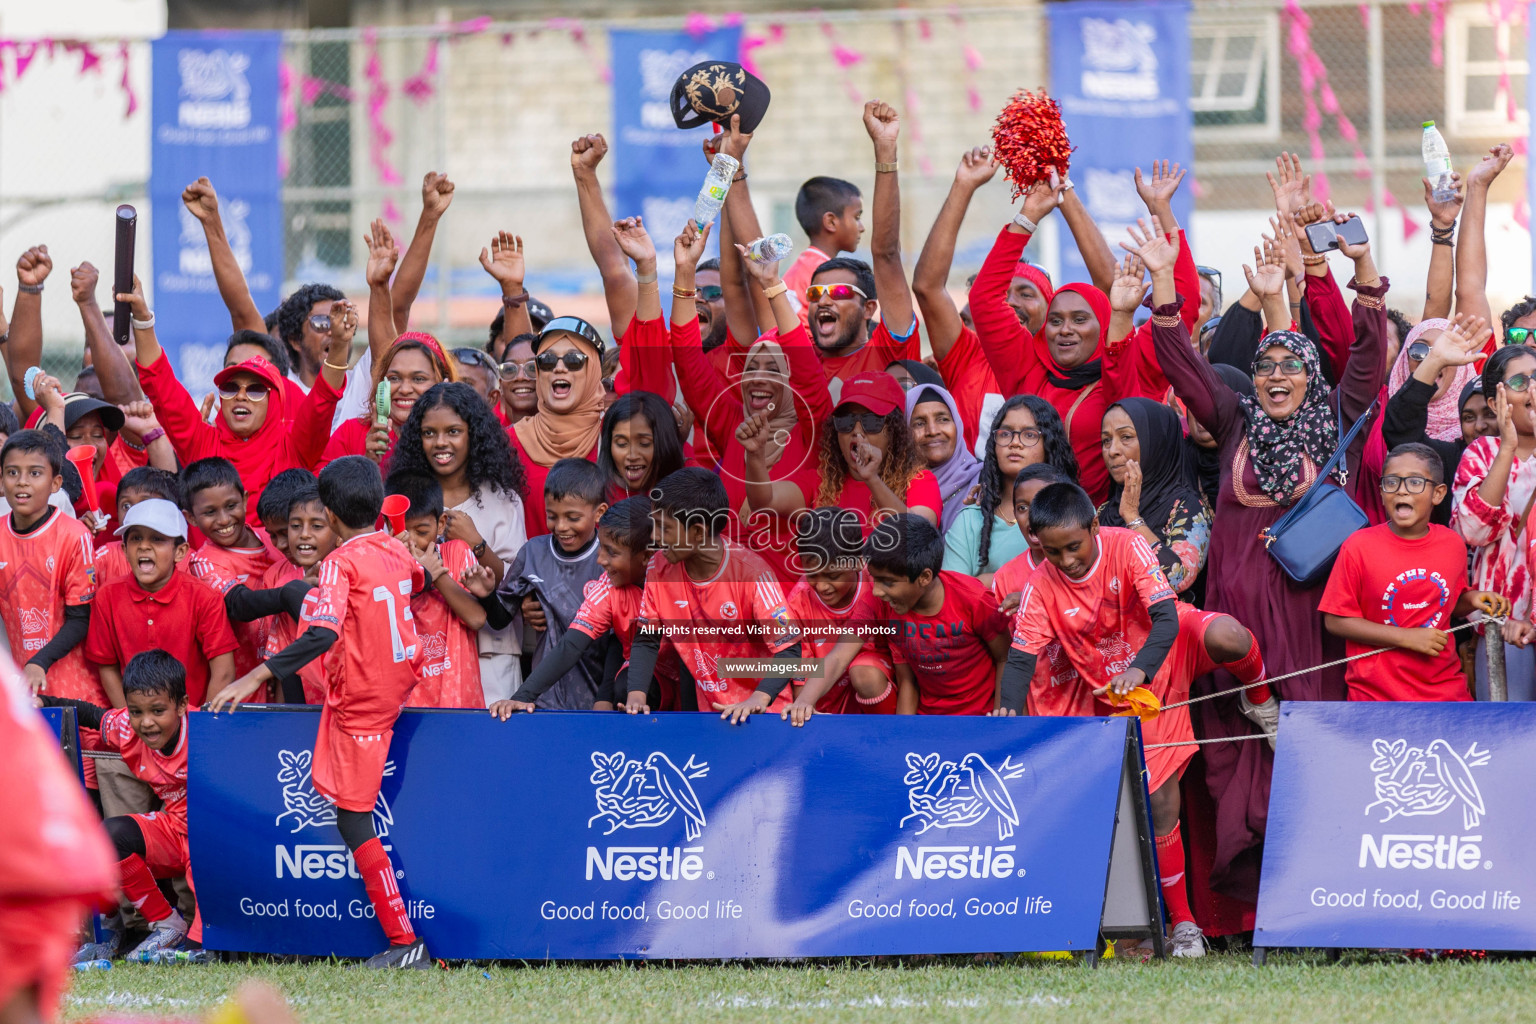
[1322,442,1510,701]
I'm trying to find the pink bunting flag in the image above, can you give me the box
[14,41,37,79]
[363,30,403,187]
[1402,207,1421,241]
[451,16,491,37]
[401,39,439,105]
[684,12,714,40]
[118,41,137,117]
[1515,196,1530,231]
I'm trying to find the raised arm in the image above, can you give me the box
[1421,171,1463,320]
[612,216,661,323]
[713,117,770,341]
[70,261,141,404]
[390,172,455,334]
[119,276,209,460]
[737,411,807,516]
[968,181,1061,394]
[7,246,51,419]
[181,177,266,334]
[915,146,996,361]
[1057,174,1117,293]
[363,219,400,359]
[571,134,637,336]
[1336,221,1389,427]
[863,100,915,335]
[1456,143,1513,328]
[479,231,532,344]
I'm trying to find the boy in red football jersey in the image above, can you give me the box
[255,484,337,705]
[780,507,896,724]
[183,457,282,682]
[0,431,102,704]
[622,468,804,718]
[994,483,1268,959]
[209,456,431,968]
[488,496,676,713]
[389,474,490,709]
[0,651,116,1023]
[41,650,202,961]
[1322,443,1511,702]
[863,513,1010,715]
[989,464,1071,611]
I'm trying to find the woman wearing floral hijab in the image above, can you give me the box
[1137,214,1386,915]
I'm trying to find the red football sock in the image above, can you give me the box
[1155,825,1195,928]
[118,855,173,924]
[1223,633,1270,704]
[353,837,416,946]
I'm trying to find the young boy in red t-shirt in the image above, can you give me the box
[1322,442,1509,701]
[780,507,896,723]
[210,456,431,968]
[41,650,201,961]
[256,484,337,705]
[994,483,1268,959]
[94,466,186,585]
[389,474,489,709]
[865,513,1011,716]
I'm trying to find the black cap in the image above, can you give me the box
[535,316,605,357]
[526,295,554,332]
[62,392,125,432]
[670,60,771,134]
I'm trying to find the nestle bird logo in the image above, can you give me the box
[900,752,1026,841]
[588,750,709,840]
[275,748,394,837]
[1365,737,1490,831]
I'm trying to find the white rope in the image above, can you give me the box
[80,750,122,761]
[1146,734,1271,750]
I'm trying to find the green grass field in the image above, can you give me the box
[64,951,1536,1024]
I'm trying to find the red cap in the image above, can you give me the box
[213,356,283,392]
[835,370,905,417]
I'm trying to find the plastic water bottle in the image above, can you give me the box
[1422,121,1456,203]
[73,960,113,971]
[693,153,740,230]
[744,234,794,265]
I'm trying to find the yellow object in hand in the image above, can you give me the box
[1105,686,1161,722]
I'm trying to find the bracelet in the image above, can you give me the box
[732,170,748,183]
[636,271,658,285]
[0,331,8,345]
[323,357,351,371]
[1301,253,1327,266]
[1150,312,1181,328]
[1431,236,1455,247]
[501,290,529,308]
[761,281,788,300]
[1012,213,1038,234]
[131,313,155,330]
[16,283,42,294]
[140,427,165,446]
[1126,517,1146,530]
[1430,222,1456,236]
[1060,177,1075,191]
[875,161,899,174]
[672,286,698,299]
[121,436,145,452]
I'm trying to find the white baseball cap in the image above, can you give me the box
[114,498,188,542]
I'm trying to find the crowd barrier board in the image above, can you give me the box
[186,708,1165,960]
[40,705,82,781]
[1255,702,1536,954]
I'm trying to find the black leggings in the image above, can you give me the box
[335,808,376,852]
[104,815,146,860]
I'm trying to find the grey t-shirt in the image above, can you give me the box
[500,534,606,709]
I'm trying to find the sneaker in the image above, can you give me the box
[73,924,125,965]
[125,910,188,960]
[1238,692,1279,749]
[364,938,432,969]
[1169,920,1207,958]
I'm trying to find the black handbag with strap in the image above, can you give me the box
[1260,399,1378,587]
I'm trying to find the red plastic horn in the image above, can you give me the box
[381,493,410,535]
[66,445,100,513]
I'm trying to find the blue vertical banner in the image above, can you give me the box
[150,31,284,394]
[1046,2,1194,284]
[609,27,743,278]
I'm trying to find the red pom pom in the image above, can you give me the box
[991,90,1075,200]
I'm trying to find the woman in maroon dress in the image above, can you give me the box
[1130,215,1386,911]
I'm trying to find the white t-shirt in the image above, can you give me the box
[451,484,527,657]
[333,349,376,433]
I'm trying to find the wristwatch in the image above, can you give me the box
[473,539,488,557]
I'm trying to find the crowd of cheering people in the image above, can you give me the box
[2,96,1532,974]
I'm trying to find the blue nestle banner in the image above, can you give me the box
[609,29,741,274]
[190,709,1134,958]
[1256,702,1536,951]
[1046,2,1193,284]
[150,31,284,395]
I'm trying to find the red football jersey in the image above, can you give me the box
[990,549,1043,604]
[405,539,484,709]
[0,510,103,704]
[302,531,426,733]
[888,571,1009,715]
[262,563,326,705]
[637,543,799,711]
[1010,528,1178,699]
[786,574,888,714]
[189,532,282,677]
[819,320,920,391]
[99,706,189,826]
[0,654,116,901]
[569,574,681,706]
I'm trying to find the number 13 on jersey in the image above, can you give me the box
[372,580,417,663]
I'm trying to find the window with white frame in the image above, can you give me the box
[1446,10,1528,136]
[1190,14,1280,141]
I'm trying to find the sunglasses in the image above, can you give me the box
[1255,357,1307,377]
[498,359,536,380]
[698,285,724,302]
[833,411,887,435]
[806,283,868,303]
[453,348,494,370]
[602,376,616,394]
[308,314,331,334]
[1406,340,1431,364]
[1196,265,1222,290]
[1505,373,1533,393]
[1380,474,1433,494]
[1506,327,1534,346]
[996,427,1042,448]
[536,350,590,373]
[217,382,270,401]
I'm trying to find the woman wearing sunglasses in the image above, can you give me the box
[508,316,607,538]
[124,279,351,522]
[493,332,540,428]
[941,395,1078,583]
[811,371,939,529]
[321,332,458,474]
[1139,211,1388,908]
[1452,341,1536,699]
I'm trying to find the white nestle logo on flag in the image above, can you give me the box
[588,750,709,840]
[900,752,1025,842]
[1079,18,1159,101]
[1365,737,1489,831]
[177,48,252,128]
